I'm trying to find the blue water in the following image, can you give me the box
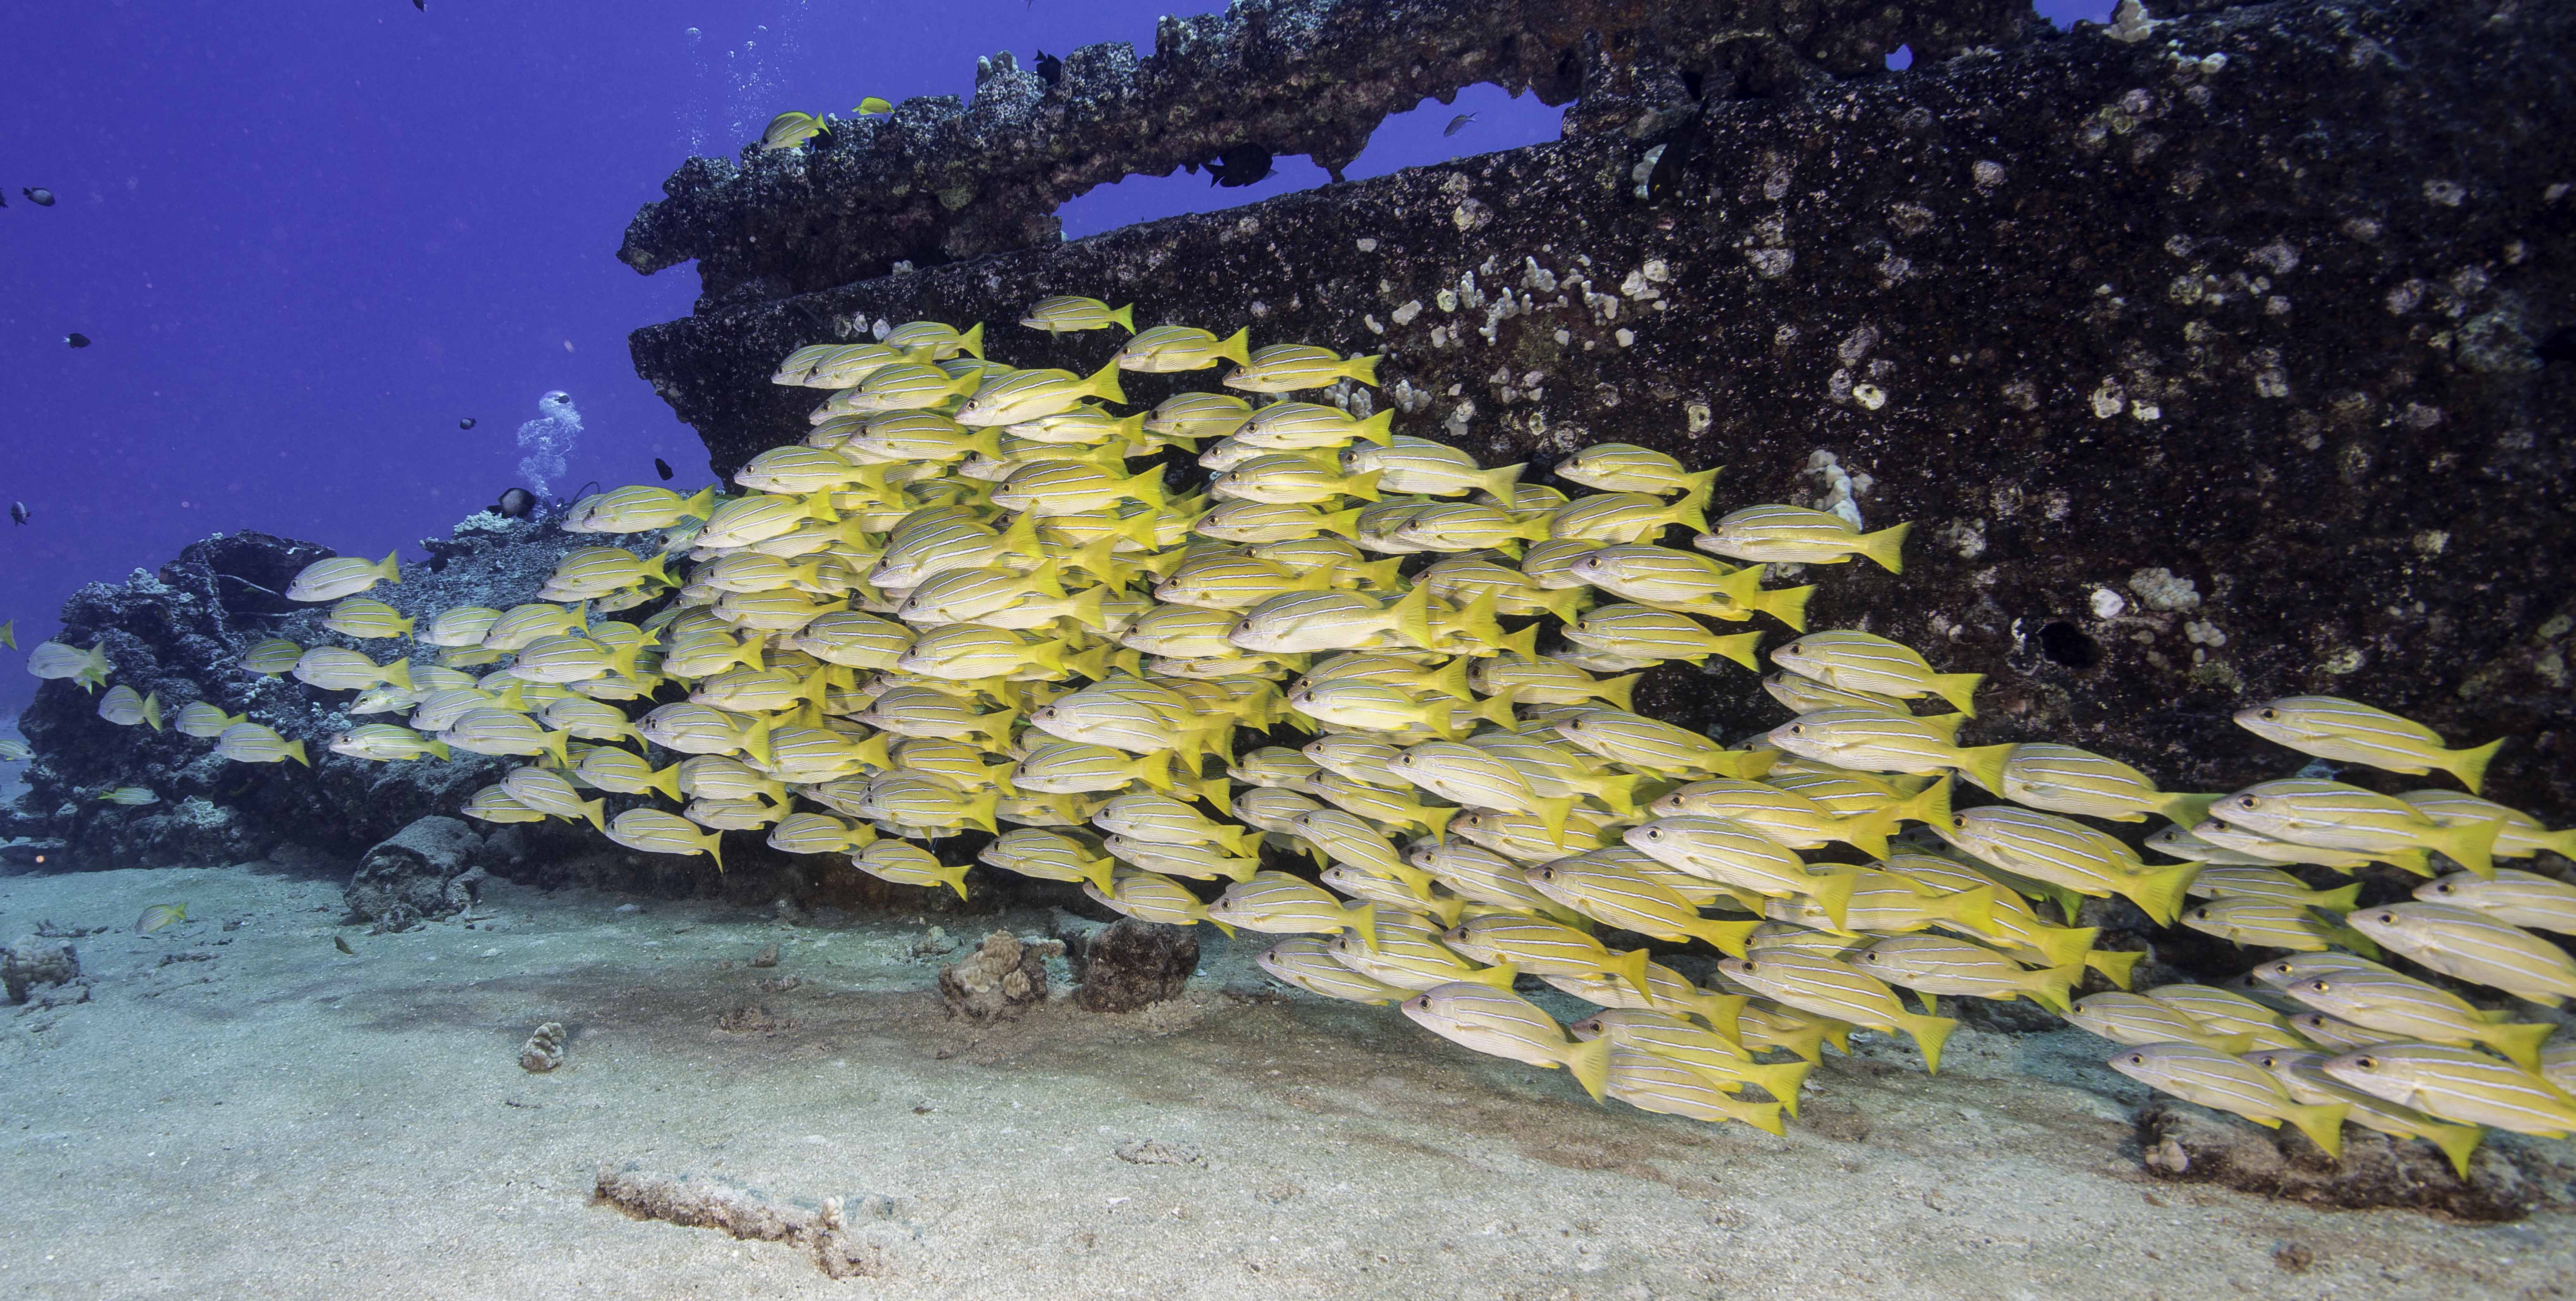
[0,0,2113,718]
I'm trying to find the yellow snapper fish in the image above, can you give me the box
[2414,869,2576,934]
[1571,1013,1804,1123]
[574,746,684,801]
[976,828,1115,892]
[1020,296,1134,334]
[1146,390,1256,442]
[733,446,887,496]
[1621,817,1858,928]
[2322,1044,2576,1138]
[28,640,114,691]
[2277,967,2554,1069]
[563,485,717,533]
[1648,776,1924,859]
[759,110,825,150]
[2107,1042,2348,1157]
[135,903,188,933]
[1543,490,1713,546]
[1563,604,1763,669]
[1557,709,1777,781]
[1525,856,1761,957]
[2398,791,2576,860]
[957,361,1127,427]
[1853,936,2080,1016]
[99,786,160,806]
[1935,805,2201,926]
[2245,1048,2487,1179]
[1694,504,1909,572]
[1766,708,2014,792]
[323,597,415,640]
[820,360,983,415]
[1228,586,1440,656]
[1260,936,1411,1005]
[851,841,973,900]
[1399,982,1611,1103]
[1343,437,1522,498]
[284,551,400,602]
[1716,951,1959,1073]
[1115,324,1251,372]
[1769,630,1982,716]
[2344,902,2576,1006]
[460,785,547,825]
[1565,546,1811,628]
[1223,343,1380,393]
[2138,984,2309,1050]
[500,766,610,832]
[1236,400,1396,450]
[1084,866,1235,933]
[480,602,591,652]
[1441,913,1651,998]
[1999,743,2219,824]
[1471,657,1636,709]
[2211,779,2500,878]
[1211,453,1385,505]
[1189,499,1368,544]
[801,342,936,389]
[2068,992,2259,1054]
[987,458,1169,518]
[174,701,247,738]
[884,320,984,359]
[213,721,309,766]
[2182,864,2361,911]
[97,685,162,730]
[2235,696,2504,794]
[1554,444,1723,497]
[1762,670,1911,715]
[419,607,504,647]
[326,725,451,762]
[604,808,726,870]
[438,708,573,766]
[291,648,412,693]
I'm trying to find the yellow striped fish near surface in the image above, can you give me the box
[2212,779,2501,878]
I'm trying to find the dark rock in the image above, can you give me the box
[2135,1099,2547,1221]
[935,930,1060,1019]
[2,934,81,1004]
[1057,914,1200,1012]
[624,0,2576,828]
[346,815,488,921]
[617,0,2026,310]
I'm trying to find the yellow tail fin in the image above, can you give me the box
[285,739,311,768]
[1707,631,1765,671]
[376,551,403,585]
[2280,1101,2348,1159]
[1611,946,1654,1000]
[2477,1019,2555,1071]
[1955,743,2014,794]
[1596,672,1639,711]
[1807,869,1860,933]
[2446,737,2504,795]
[1084,358,1127,405]
[1350,407,1396,446]
[2084,944,2141,990]
[1932,672,1985,717]
[2122,862,2202,927]
[1561,1034,1611,1104]
[1213,326,1250,366]
[956,322,986,359]
[1897,1009,1959,1074]
[379,658,414,692]
[1108,304,1135,334]
[1342,353,1382,387]
[1340,468,1384,502]
[2429,817,2500,879]
[1857,521,1911,573]
[2422,1122,2485,1180]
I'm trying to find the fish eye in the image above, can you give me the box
[2125,1054,2145,1066]
[1789,725,1804,734]
[1643,828,1661,840]
[1952,816,1967,828]
[2260,709,2277,719]
[2354,1056,2377,1068]
[2236,796,2258,808]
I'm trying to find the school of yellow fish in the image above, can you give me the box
[20,296,2576,1171]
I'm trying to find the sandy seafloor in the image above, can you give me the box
[2,855,2569,1301]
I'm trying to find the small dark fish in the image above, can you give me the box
[459,417,477,430]
[66,332,90,349]
[414,0,425,10]
[9,501,26,526]
[335,934,357,955]
[494,487,537,518]
[24,188,55,207]
[654,458,675,481]
[1206,143,1274,189]
[1634,131,1696,204]
[1034,50,1062,84]
[1444,112,1478,137]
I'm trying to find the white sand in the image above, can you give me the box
[2,862,2567,1299]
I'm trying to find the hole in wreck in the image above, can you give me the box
[1054,82,1567,241]
[2035,621,2102,668]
